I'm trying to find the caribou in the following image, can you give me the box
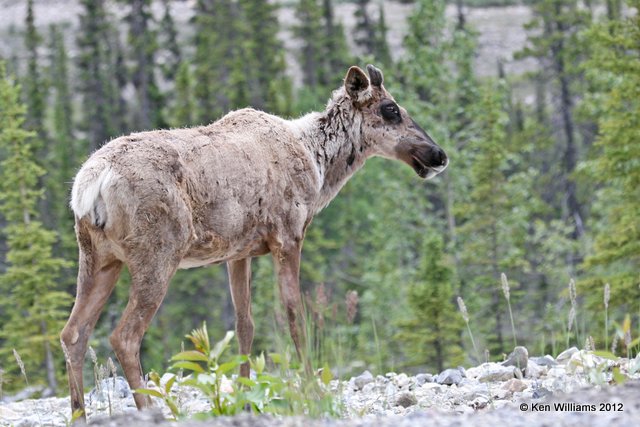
[61,64,448,417]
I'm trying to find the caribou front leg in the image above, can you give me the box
[227,258,254,378]
[271,243,311,374]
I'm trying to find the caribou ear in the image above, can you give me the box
[366,64,383,87]
[344,66,370,102]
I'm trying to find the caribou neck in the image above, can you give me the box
[294,105,371,212]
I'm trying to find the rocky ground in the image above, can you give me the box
[1,346,639,426]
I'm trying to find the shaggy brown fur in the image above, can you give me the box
[60,65,448,417]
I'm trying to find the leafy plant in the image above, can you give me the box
[137,322,340,419]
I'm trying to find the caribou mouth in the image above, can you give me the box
[411,155,447,180]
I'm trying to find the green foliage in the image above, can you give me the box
[76,0,123,150]
[396,234,465,372]
[579,0,640,349]
[121,0,165,129]
[139,323,339,418]
[0,63,72,392]
[46,24,79,269]
[158,0,182,81]
[193,0,291,121]
[22,0,47,143]
[170,61,196,127]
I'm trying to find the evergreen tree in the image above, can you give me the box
[400,0,479,284]
[47,25,78,270]
[122,0,165,130]
[76,0,118,151]
[353,0,376,56]
[374,3,392,67]
[240,0,292,114]
[397,234,464,372]
[23,0,47,144]
[456,79,528,357]
[192,0,254,122]
[106,26,130,134]
[322,0,352,87]
[294,0,326,90]
[581,0,640,333]
[158,0,182,81]
[294,0,352,111]
[171,61,196,127]
[0,63,72,394]
[518,0,592,247]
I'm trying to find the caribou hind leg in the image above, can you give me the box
[227,258,254,378]
[109,218,190,409]
[60,220,123,418]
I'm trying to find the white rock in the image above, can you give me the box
[476,365,517,383]
[354,370,375,390]
[547,365,566,378]
[394,373,411,389]
[0,405,21,420]
[556,347,579,363]
[501,378,527,394]
[525,360,547,378]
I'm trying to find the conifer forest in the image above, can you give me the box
[0,0,638,397]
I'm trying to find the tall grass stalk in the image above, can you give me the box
[567,279,578,348]
[604,283,610,351]
[567,305,576,349]
[13,349,43,425]
[501,273,517,347]
[371,315,383,374]
[0,367,4,400]
[457,297,480,362]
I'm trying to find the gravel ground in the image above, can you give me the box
[2,347,639,427]
[87,381,640,427]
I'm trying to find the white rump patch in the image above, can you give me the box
[70,163,115,223]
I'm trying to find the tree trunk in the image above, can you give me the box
[551,1,585,243]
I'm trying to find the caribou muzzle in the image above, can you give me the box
[396,119,449,179]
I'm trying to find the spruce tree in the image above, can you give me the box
[158,0,182,81]
[518,0,592,246]
[47,25,78,269]
[0,63,72,394]
[581,0,640,334]
[397,234,464,372]
[122,0,164,130]
[353,0,376,56]
[322,0,352,87]
[240,0,292,114]
[171,61,196,127]
[23,0,47,144]
[455,79,526,357]
[76,0,118,151]
[192,0,253,121]
[293,0,326,90]
[374,4,392,67]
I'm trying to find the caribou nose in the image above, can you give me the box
[433,146,448,168]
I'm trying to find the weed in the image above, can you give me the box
[604,283,610,351]
[501,273,517,348]
[457,296,480,362]
[137,322,341,419]
[12,349,42,425]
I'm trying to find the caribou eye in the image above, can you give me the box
[380,100,402,124]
